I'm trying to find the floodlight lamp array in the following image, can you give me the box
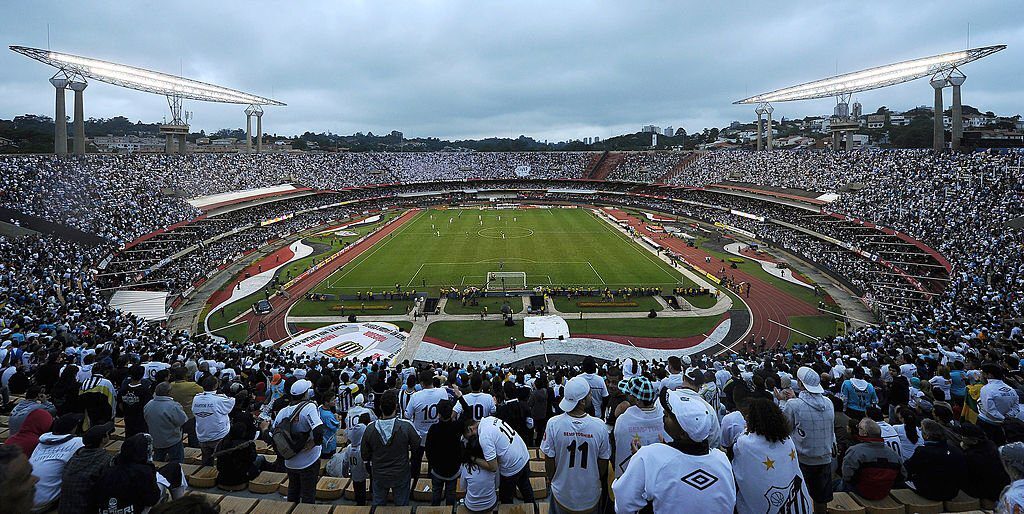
[9,45,285,106]
[734,45,1005,104]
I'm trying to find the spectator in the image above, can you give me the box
[272,379,324,504]
[778,366,835,509]
[455,373,496,422]
[460,436,498,513]
[839,367,878,419]
[892,406,923,462]
[362,390,419,506]
[840,418,904,500]
[463,414,533,504]
[997,442,1024,513]
[578,356,608,416]
[977,363,1018,445]
[168,367,203,446]
[732,398,812,514]
[89,433,162,513]
[59,421,115,514]
[214,421,265,489]
[405,368,448,482]
[527,373,552,445]
[0,444,38,514]
[612,375,669,478]
[318,390,341,458]
[425,399,462,506]
[541,375,611,513]
[80,364,116,427]
[118,365,151,437]
[4,409,53,457]
[144,382,188,464]
[956,422,1009,503]
[613,390,736,513]
[28,413,85,512]
[191,375,235,465]
[8,386,56,434]
[495,381,533,445]
[903,419,966,501]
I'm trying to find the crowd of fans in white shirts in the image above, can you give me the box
[0,148,1022,513]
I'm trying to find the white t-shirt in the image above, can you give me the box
[612,404,670,478]
[478,416,530,477]
[899,363,918,380]
[30,433,85,507]
[578,372,608,416]
[928,376,952,401]
[405,387,450,442]
[878,421,903,461]
[894,424,924,462]
[720,410,747,450]
[191,391,236,443]
[460,463,499,511]
[613,443,736,514]
[456,392,496,421]
[660,373,684,392]
[541,413,612,511]
[732,433,812,514]
[142,361,170,381]
[273,401,324,469]
[998,479,1024,514]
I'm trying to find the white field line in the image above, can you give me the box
[327,211,421,288]
[590,211,681,283]
[586,261,607,285]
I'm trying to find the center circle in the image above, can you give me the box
[477,226,534,239]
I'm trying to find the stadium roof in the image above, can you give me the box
[9,45,285,106]
[734,45,1005,104]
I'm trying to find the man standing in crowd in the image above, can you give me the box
[273,379,325,504]
[425,399,462,506]
[168,367,203,446]
[903,419,966,501]
[612,376,668,478]
[144,382,188,463]
[778,366,835,512]
[612,391,736,513]
[455,373,496,422]
[578,356,608,416]
[363,390,420,506]
[191,375,235,465]
[542,376,611,513]
[464,414,534,504]
[977,363,1019,445]
[405,369,449,482]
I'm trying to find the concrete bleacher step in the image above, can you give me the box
[373,507,413,514]
[249,499,295,514]
[218,481,249,492]
[889,489,943,514]
[332,507,371,514]
[190,492,223,506]
[498,504,539,514]
[184,446,203,465]
[850,492,902,514]
[217,495,259,514]
[827,492,866,514]
[528,460,545,478]
[417,507,454,514]
[943,491,981,512]
[315,476,347,501]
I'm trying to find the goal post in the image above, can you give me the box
[486,271,527,290]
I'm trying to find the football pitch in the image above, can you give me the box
[311,207,697,295]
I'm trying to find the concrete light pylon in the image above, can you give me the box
[245,105,257,152]
[754,105,766,152]
[930,76,948,153]
[764,103,774,151]
[948,69,966,152]
[49,71,70,156]
[253,104,264,153]
[68,77,88,156]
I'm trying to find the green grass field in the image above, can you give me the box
[787,315,840,345]
[424,316,722,348]
[307,208,699,297]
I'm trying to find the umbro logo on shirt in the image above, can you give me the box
[681,469,718,490]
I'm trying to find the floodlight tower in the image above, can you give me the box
[253,104,264,153]
[245,104,256,152]
[764,103,774,151]
[930,73,948,153]
[49,70,70,155]
[161,94,191,154]
[754,105,766,152]
[948,68,966,152]
[68,74,88,156]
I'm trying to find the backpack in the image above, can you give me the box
[271,401,313,460]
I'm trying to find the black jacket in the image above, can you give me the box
[904,440,966,501]
[495,400,531,443]
[961,440,1011,501]
[425,418,463,479]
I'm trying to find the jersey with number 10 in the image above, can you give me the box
[541,413,611,512]
[456,392,496,422]
[405,387,450,442]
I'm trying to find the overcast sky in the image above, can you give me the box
[1,1,1021,141]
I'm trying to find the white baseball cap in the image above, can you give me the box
[290,379,312,397]
[622,358,640,379]
[796,366,824,394]
[666,391,714,442]
[560,376,590,412]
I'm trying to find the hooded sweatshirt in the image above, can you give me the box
[91,434,161,514]
[840,378,878,414]
[780,391,836,466]
[360,416,419,485]
[4,408,52,456]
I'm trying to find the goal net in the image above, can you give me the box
[486,271,527,290]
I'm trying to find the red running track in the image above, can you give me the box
[602,208,818,349]
[242,209,420,344]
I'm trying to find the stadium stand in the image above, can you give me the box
[0,148,1022,513]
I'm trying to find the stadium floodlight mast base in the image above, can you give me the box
[930,73,949,154]
[948,68,966,152]
[49,70,70,155]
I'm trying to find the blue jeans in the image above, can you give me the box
[372,478,411,506]
[154,441,184,464]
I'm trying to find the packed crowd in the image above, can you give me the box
[0,148,1023,512]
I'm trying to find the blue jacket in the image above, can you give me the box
[840,379,878,414]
